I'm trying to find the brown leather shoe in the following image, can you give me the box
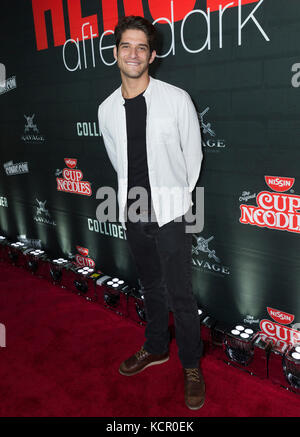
[183,368,205,410]
[119,346,169,376]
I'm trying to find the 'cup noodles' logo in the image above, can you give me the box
[267,307,294,325]
[75,246,95,268]
[56,158,92,196]
[264,176,295,193]
[259,307,300,346]
[259,319,300,346]
[239,175,300,234]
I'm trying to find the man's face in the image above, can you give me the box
[113,29,156,79]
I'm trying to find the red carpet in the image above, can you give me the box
[0,261,299,418]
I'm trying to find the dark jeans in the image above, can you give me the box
[126,213,203,368]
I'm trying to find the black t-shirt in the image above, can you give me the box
[124,90,152,213]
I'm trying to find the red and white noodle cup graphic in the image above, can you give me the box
[260,319,300,345]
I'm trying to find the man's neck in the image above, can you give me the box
[121,74,150,99]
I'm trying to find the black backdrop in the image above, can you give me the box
[1,0,300,338]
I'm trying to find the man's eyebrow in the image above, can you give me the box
[120,42,149,47]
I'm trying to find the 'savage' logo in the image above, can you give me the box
[198,107,226,152]
[36,199,50,217]
[191,234,230,276]
[24,115,38,133]
[34,199,56,226]
[192,235,220,263]
[22,114,45,143]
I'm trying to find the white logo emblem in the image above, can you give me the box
[34,199,56,226]
[24,114,39,133]
[192,234,230,276]
[198,107,226,151]
[192,235,220,263]
[22,114,45,143]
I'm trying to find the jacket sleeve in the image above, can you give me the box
[178,91,203,193]
[98,105,118,173]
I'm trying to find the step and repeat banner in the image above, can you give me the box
[1,0,300,340]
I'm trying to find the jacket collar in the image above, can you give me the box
[117,75,154,104]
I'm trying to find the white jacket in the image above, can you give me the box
[98,76,203,229]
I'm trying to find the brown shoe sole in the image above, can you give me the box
[119,356,169,376]
[185,398,205,410]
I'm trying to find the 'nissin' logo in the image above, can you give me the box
[239,176,300,234]
[267,307,295,325]
[64,158,77,169]
[56,158,92,196]
[265,176,295,193]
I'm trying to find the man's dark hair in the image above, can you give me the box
[114,16,157,53]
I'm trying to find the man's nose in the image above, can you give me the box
[128,47,139,58]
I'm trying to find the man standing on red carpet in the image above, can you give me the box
[98,15,204,410]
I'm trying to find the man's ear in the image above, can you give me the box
[149,50,156,65]
[113,45,118,61]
